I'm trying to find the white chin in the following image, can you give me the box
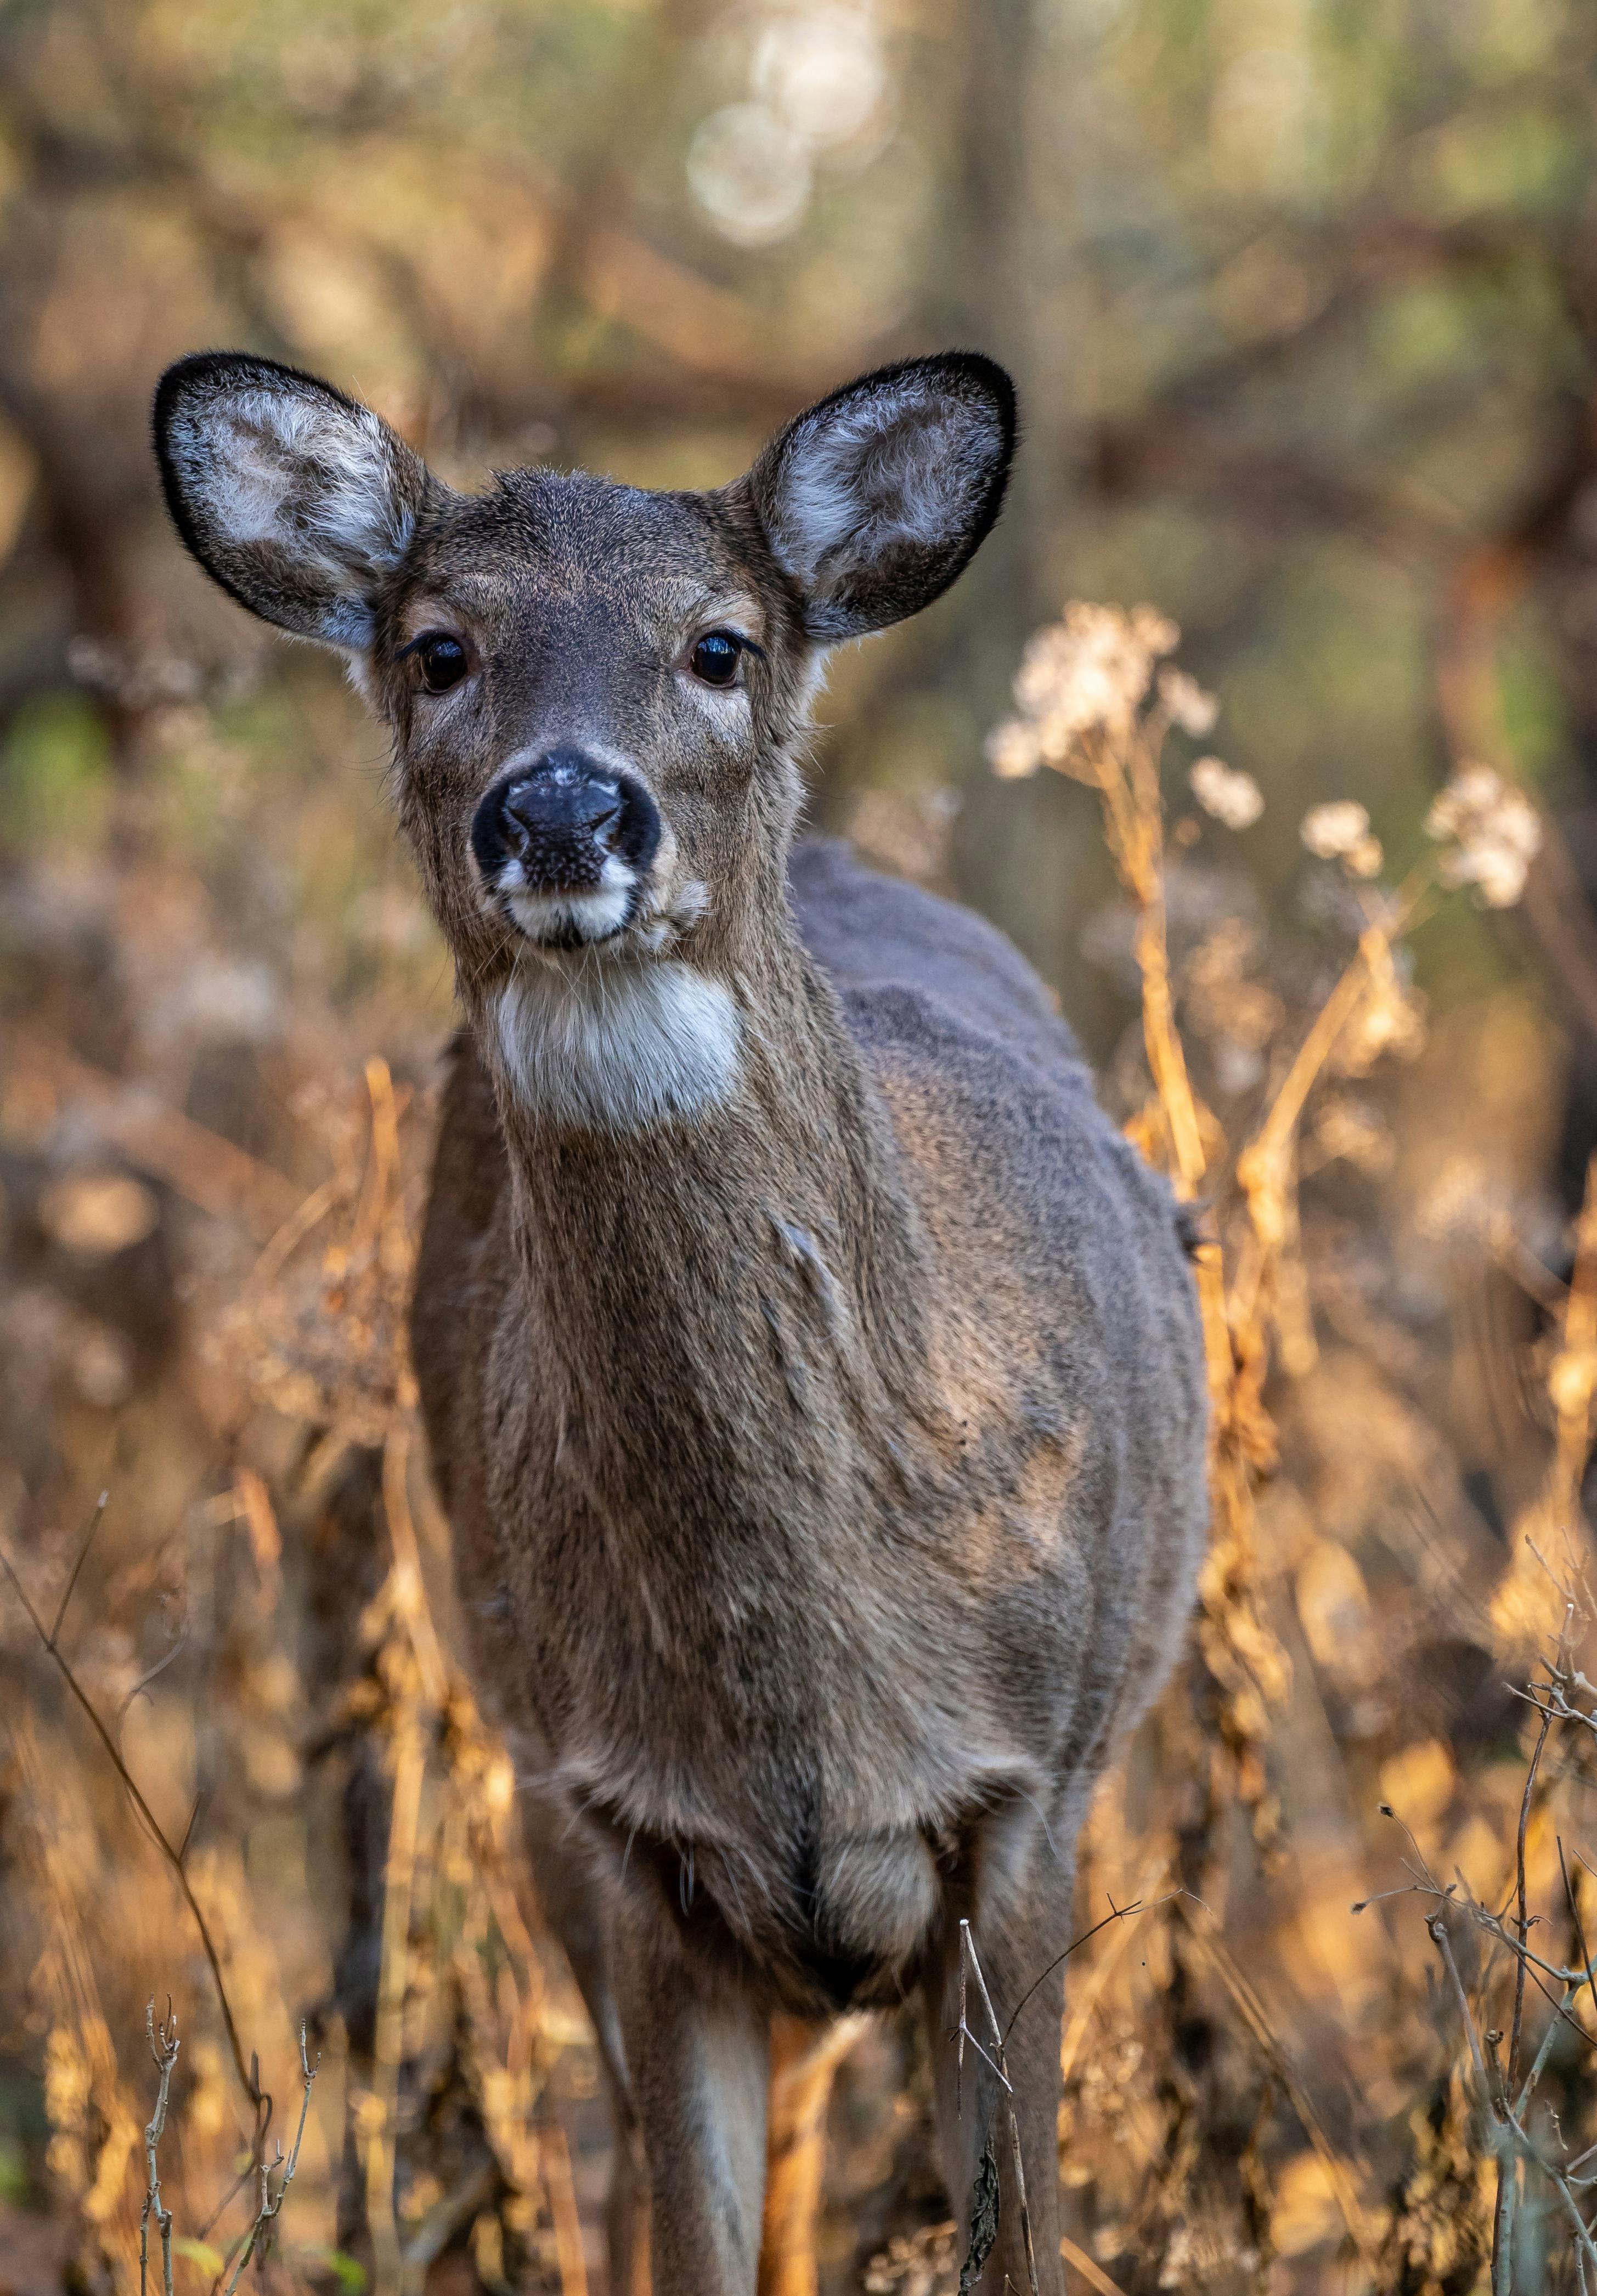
[506,884,633,946]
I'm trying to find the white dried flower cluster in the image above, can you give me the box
[1424,763,1542,908]
[987,602,1180,779]
[1300,800,1382,879]
[1189,756,1264,830]
[1301,800,1367,857]
[1158,665,1219,738]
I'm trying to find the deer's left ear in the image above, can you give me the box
[153,351,437,651]
[742,352,1016,641]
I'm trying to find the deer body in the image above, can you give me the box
[419,839,1200,2000]
[156,350,1208,2295]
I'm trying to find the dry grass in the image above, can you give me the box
[2,609,1594,2295]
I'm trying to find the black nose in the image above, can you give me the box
[471,748,659,892]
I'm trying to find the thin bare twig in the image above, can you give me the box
[0,1537,264,2119]
[115,1626,191,1737]
[1001,1893,1182,2049]
[140,1999,179,2296]
[51,1489,109,1647]
[217,2023,319,2296]
[1510,1702,1556,2093]
[954,1921,1041,2296]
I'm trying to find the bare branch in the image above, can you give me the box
[0,1535,264,2118]
[954,1922,1041,2296]
[140,1999,179,2296]
[50,1489,109,1648]
[217,2023,319,2296]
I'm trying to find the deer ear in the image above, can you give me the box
[744,352,1016,641]
[153,353,435,649]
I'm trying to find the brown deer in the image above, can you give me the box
[154,348,1208,2296]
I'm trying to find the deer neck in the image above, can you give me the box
[476,859,929,1419]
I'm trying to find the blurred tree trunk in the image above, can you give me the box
[938,0,1126,1053]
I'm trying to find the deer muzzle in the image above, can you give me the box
[471,747,662,948]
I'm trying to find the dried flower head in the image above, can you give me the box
[1189,757,1264,830]
[1158,665,1219,738]
[1425,763,1540,907]
[1131,604,1180,655]
[1301,800,1370,860]
[1020,603,1153,739]
[986,717,1045,780]
[987,601,1187,789]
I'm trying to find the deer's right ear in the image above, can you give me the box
[153,353,435,650]
[742,352,1017,642]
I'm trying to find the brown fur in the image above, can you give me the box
[154,349,1209,2294]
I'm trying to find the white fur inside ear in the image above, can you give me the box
[767,380,1001,589]
[494,960,741,1133]
[167,384,417,648]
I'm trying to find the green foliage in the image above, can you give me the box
[0,2136,27,2204]
[311,2245,370,2294]
[171,2237,225,2277]
[0,693,111,847]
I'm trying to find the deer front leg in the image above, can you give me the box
[924,1832,1075,2296]
[612,1897,772,2296]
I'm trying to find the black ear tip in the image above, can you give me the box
[840,350,1016,473]
[153,350,259,463]
[154,352,213,448]
[935,350,1019,451]
[152,349,364,453]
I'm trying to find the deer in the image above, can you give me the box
[153,346,1209,2296]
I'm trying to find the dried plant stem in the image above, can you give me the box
[1091,712,1296,1827]
[1186,1921,1377,2263]
[0,1530,265,2122]
[1549,1153,1597,1528]
[1122,791,1238,1426]
[1230,879,1424,1346]
[365,1707,428,2296]
[955,1921,1042,2296]
[140,2001,179,2296]
[540,2119,591,2296]
[362,1409,454,2293]
[1228,955,1369,1337]
[1429,1894,1597,2292]
[1057,2235,1130,2296]
[352,1055,404,1265]
[249,1172,344,1295]
[1509,1705,1555,2095]
[1085,722,1231,1422]
[383,1423,448,1710]
[1129,882,1207,1201]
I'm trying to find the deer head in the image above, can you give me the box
[154,352,1015,1131]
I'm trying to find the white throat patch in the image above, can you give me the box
[494,958,741,1133]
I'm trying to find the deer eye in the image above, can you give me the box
[690,631,743,688]
[414,633,469,694]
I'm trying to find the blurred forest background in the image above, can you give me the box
[6,2,1597,2293]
